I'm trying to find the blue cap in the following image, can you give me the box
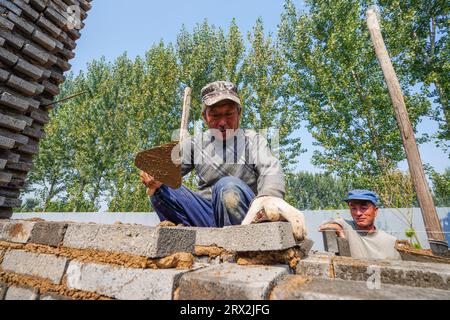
[344,190,380,207]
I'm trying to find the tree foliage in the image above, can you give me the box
[22,1,448,212]
[286,172,352,210]
[25,20,303,212]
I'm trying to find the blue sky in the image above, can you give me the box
[71,0,449,174]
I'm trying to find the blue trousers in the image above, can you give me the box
[151,177,256,227]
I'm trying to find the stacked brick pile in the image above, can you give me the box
[0,220,449,300]
[0,0,92,218]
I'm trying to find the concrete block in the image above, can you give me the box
[42,80,60,96]
[0,47,19,66]
[0,16,14,31]
[5,161,33,172]
[0,220,35,243]
[22,43,49,65]
[296,254,333,279]
[29,221,67,247]
[40,293,73,300]
[30,108,50,125]
[333,256,450,291]
[6,11,35,35]
[0,68,10,82]
[29,0,47,12]
[0,208,12,219]
[322,230,339,254]
[0,283,7,300]
[14,59,44,80]
[44,6,67,28]
[66,261,189,300]
[177,264,290,300]
[63,224,195,258]
[0,28,25,50]
[2,250,68,284]
[337,237,352,257]
[0,92,30,112]
[0,113,28,132]
[6,74,38,96]
[4,286,38,300]
[0,0,22,15]
[36,15,62,38]
[270,276,450,300]
[0,135,14,149]
[192,222,297,252]
[32,29,56,51]
[12,0,40,21]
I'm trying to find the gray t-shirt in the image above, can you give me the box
[331,218,402,261]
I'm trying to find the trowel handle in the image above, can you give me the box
[179,87,192,144]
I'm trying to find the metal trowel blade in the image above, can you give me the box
[135,141,182,189]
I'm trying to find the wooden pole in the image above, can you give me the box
[179,87,192,144]
[366,9,446,243]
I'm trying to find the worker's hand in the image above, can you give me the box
[242,196,307,241]
[140,171,163,196]
[319,223,346,239]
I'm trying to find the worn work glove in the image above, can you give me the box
[242,196,307,241]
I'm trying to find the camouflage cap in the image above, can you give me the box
[201,81,241,112]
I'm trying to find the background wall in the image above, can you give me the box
[12,207,450,251]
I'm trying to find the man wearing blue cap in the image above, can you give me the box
[319,190,401,260]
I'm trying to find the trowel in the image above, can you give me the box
[135,88,192,189]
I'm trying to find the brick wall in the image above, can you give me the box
[0,0,92,218]
[0,219,449,300]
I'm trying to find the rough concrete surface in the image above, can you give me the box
[40,293,73,300]
[0,220,35,243]
[63,223,196,258]
[270,276,450,300]
[4,286,39,300]
[0,282,7,299]
[66,261,190,300]
[296,254,334,279]
[191,222,297,252]
[177,263,290,300]
[29,221,67,247]
[1,250,68,284]
[333,256,450,290]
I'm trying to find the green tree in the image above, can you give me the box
[278,0,430,179]
[430,168,450,206]
[285,172,352,210]
[379,0,450,146]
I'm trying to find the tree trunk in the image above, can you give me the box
[366,9,446,243]
[43,176,57,212]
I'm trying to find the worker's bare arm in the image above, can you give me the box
[319,223,346,239]
[140,171,163,196]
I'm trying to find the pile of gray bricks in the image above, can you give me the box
[0,219,449,300]
[0,0,92,218]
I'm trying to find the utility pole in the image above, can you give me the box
[366,8,448,255]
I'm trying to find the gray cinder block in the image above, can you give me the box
[1,250,68,284]
[177,263,290,300]
[63,223,196,258]
[270,276,450,300]
[66,261,189,300]
[192,222,298,252]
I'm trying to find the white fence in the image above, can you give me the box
[12,208,450,251]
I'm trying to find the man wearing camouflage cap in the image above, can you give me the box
[141,81,307,240]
